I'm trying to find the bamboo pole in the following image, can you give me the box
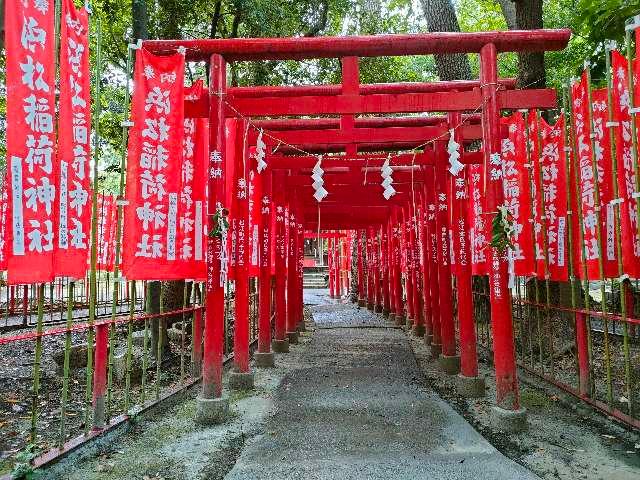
[568,81,596,398]
[605,45,634,415]
[58,281,74,446]
[533,110,557,377]
[561,87,586,395]
[30,284,45,442]
[124,280,136,411]
[522,110,546,373]
[86,16,103,432]
[584,65,614,406]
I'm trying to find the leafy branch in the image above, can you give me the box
[208,208,229,239]
[490,205,515,254]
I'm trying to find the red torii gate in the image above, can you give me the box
[144,28,571,430]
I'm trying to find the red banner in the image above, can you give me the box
[178,81,208,280]
[534,114,568,281]
[468,163,488,275]
[96,194,117,271]
[590,88,618,277]
[501,112,535,276]
[122,49,185,280]
[248,168,262,277]
[5,0,57,284]
[55,0,91,279]
[571,74,615,279]
[612,50,640,277]
[0,182,7,271]
[449,158,470,277]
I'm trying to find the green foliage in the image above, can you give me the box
[10,444,39,480]
[490,206,515,254]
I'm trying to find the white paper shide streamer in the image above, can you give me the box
[447,128,464,176]
[255,129,268,173]
[312,156,328,202]
[381,155,396,200]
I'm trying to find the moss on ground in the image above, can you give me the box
[520,388,551,409]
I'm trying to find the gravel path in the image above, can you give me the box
[225,289,540,480]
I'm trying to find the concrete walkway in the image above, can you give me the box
[226,289,539,480]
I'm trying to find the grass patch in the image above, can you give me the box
[520,388,551,409]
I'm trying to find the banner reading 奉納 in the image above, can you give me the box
[178,80,208,281]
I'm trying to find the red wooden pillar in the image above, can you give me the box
[201,54,227,401]
[22,285,29,325]
[386,221,395,319]
[420,186,433,343]
[448,111,480,389]
[374,229,382,312]
[392,209,404,324]
[272,172,289,353]
[328,237,335,297]
[575,312,590,396]
[258,172,273,354]
[344,234,350,294]
[381,225,391,316]
[425,166,442,355]
[286,201,299,343]
[435,141,459,373]
[92,323,109,429]
[404,207,415,326]
[366,228,375,309]
[335,237,343,298]
[480,43,521,412]
[357,230,365,306]
[233,119,250,374]
[296,208,305,330]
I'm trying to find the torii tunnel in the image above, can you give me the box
[144,29,572,421]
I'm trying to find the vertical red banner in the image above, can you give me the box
[590,88,617,277]
[56,0,91,279]
[122,49,185,280]
[0,182,7,271]
[572,74,614,279]
[534,114,568,282]
[248,168,262,278]
[5,0,57,284]
[179,80,208,280]
[501,112,535,275]
[468,163,488,275]
[96,194,117,271]
[611,50,640,277]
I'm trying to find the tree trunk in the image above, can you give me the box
[147,281,169,360]
[132,0,148,41]
[500,0,546,88]
[419,0,472,81]
[0,0,5,51]
[497,0,518,30]
[132,0,171,360]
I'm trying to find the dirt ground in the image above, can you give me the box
[407,329,640,480]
